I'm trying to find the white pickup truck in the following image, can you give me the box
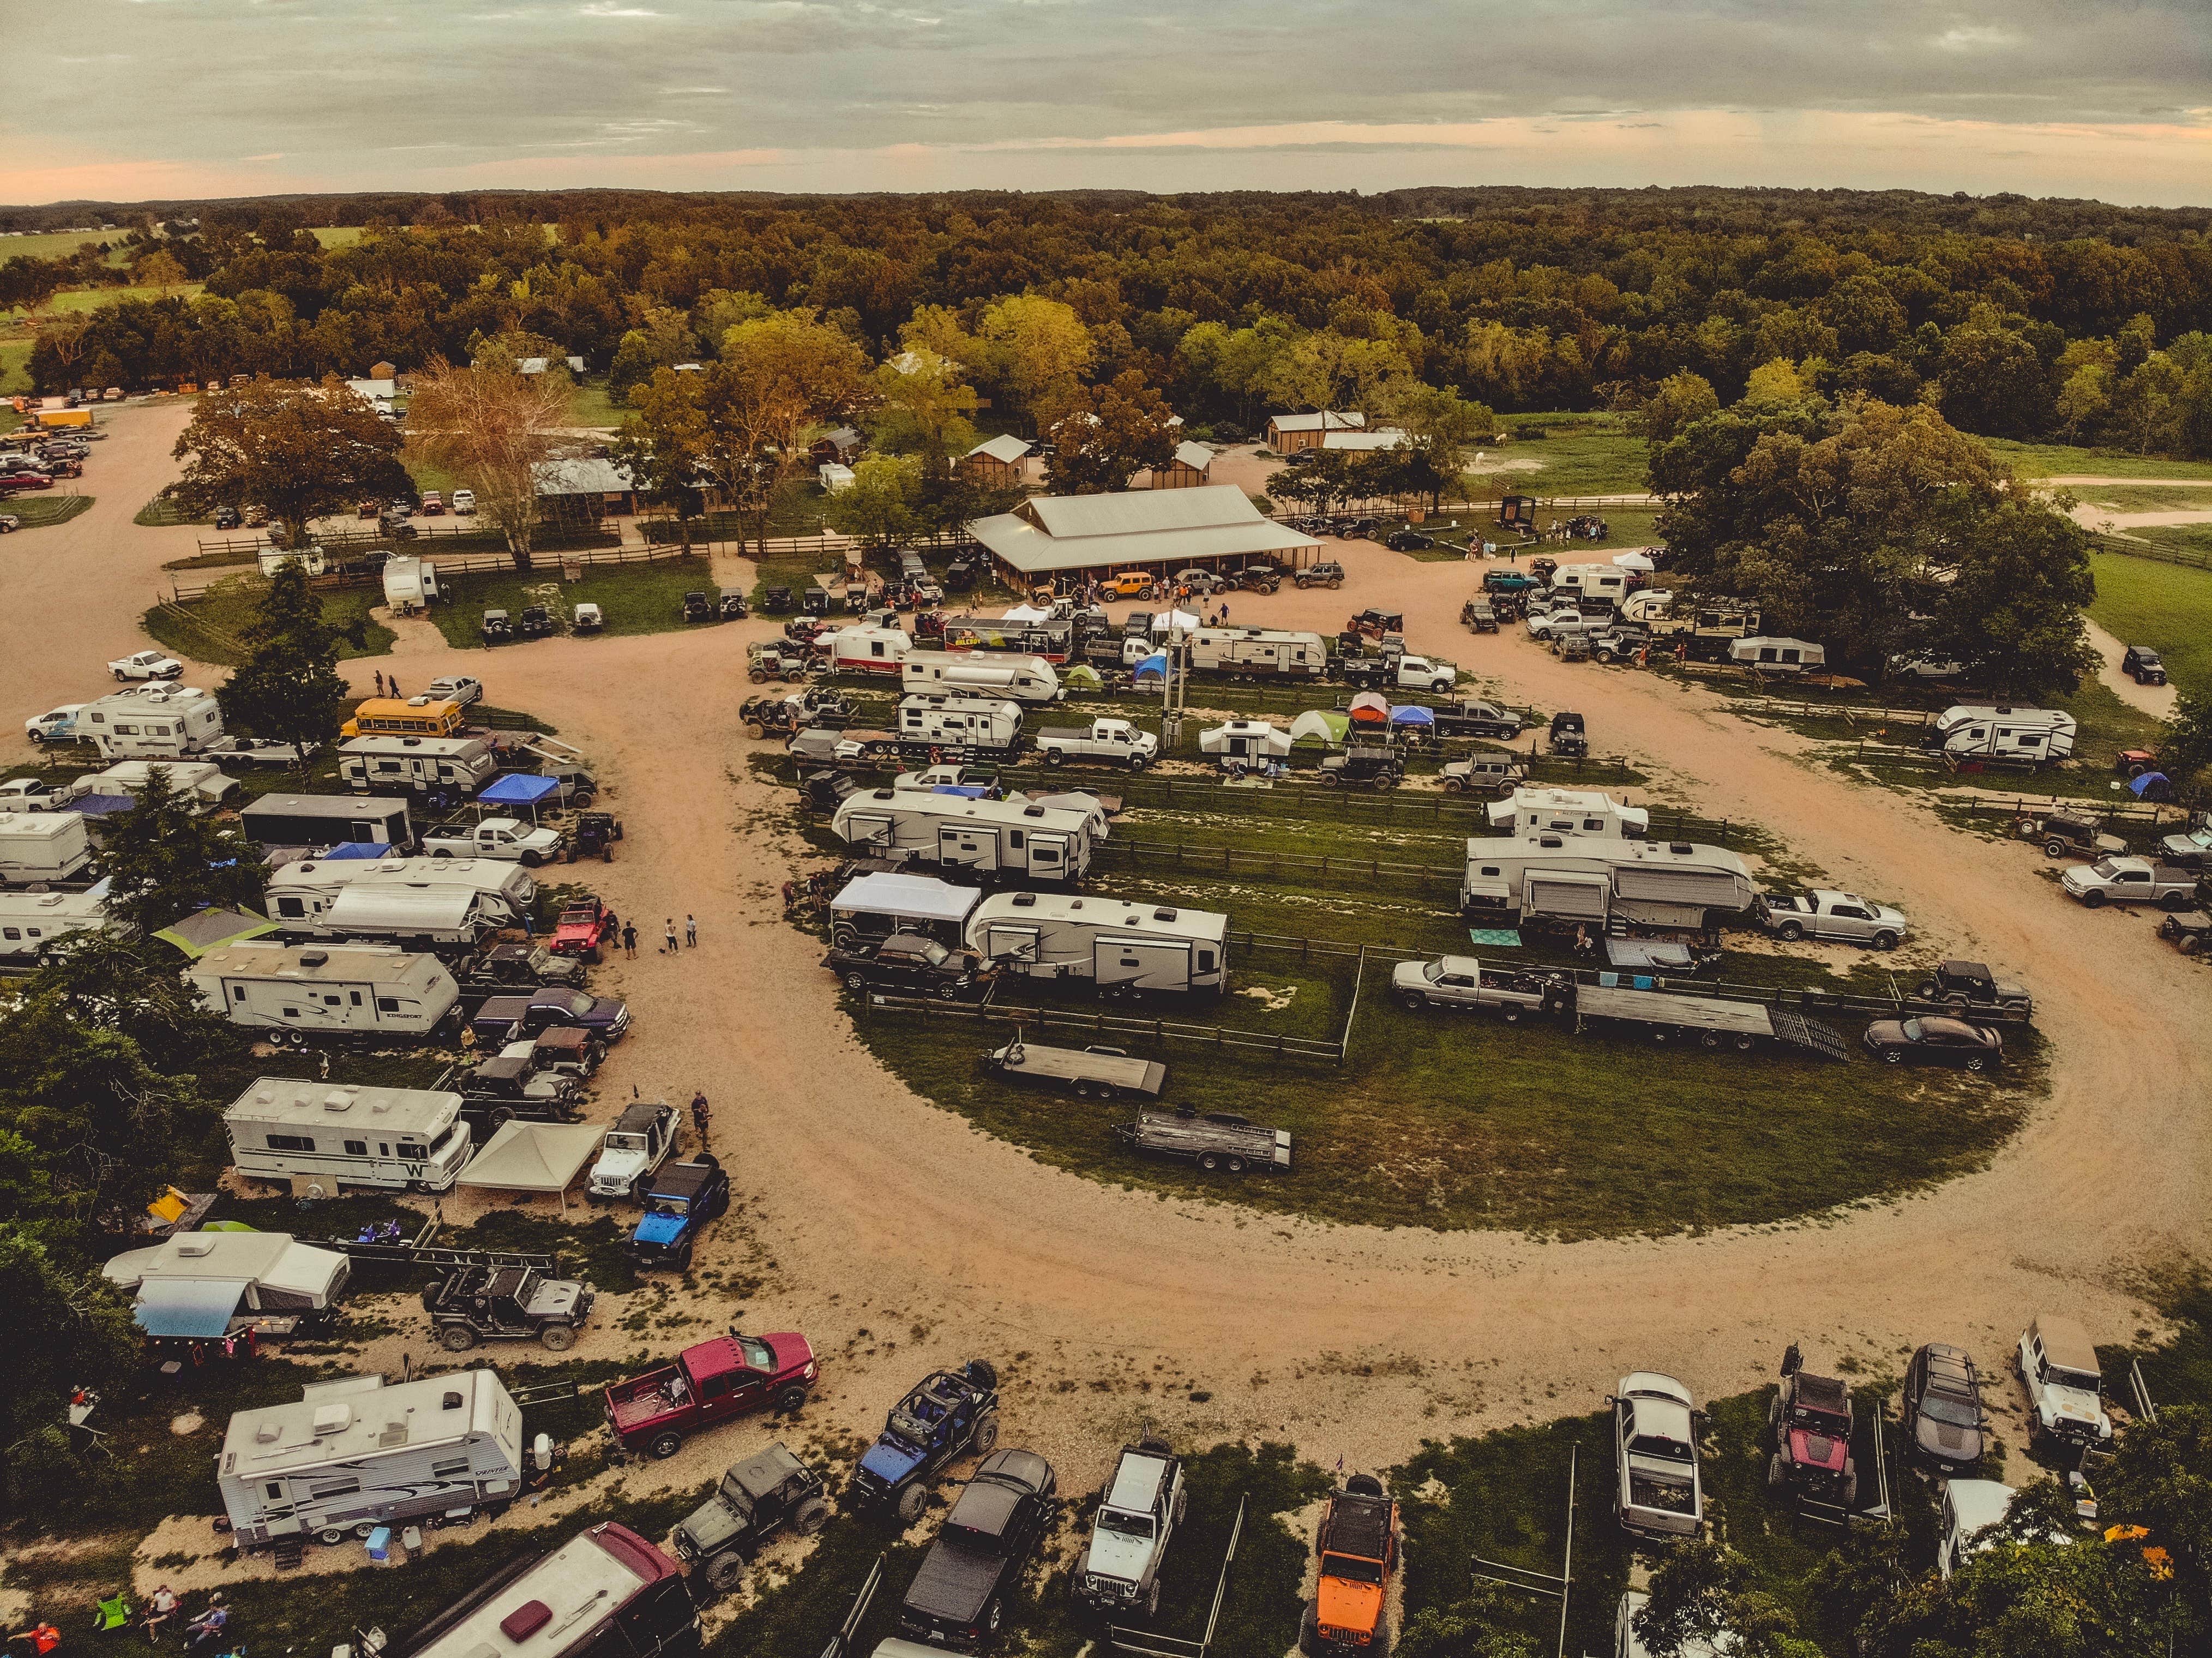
[423,816,568,866]
[2060,855,2199,910]
[1391,957,1566,1022]
[1036,718,1157,771]
[108,650,184,682]
[1756,889,1909,949]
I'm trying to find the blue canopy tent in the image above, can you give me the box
[2129,772,2174,803]
[1388,704,1435,731]
[478,772,561,822]
[133,1278,246,1339]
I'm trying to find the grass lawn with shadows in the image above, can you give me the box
[143,574,395,666]
[1458,412,1652,500]
[2089,551,2212,695]
[426,555,720,646]
[2,492,92,529]
[1985,438,2212,482]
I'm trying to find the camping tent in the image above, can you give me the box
[1347,692,1391,726]
[458,1121,602,1208]
[70,792,138,821]
[318,842,392,861]
[1289,710,1350,746]
[153,904,276,958]
[2129,771,2174,802]
[1134,652,1169,683]
[1062,664,1104,691]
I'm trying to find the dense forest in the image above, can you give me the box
[6,185,2212,456]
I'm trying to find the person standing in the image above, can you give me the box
[689,1091,711,1148]
[663,918,678,955]
[622,922,638,958]
[373,670,386,696]
[387,675,401,699]
[684,914,697,948]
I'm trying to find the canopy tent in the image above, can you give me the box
[1612,549,1656,571]
[1134,652,1168,683]
[1000,604,1054,623]
[1347,693,1391,726]
[153,905,276,958]
[1388,704,1435,729]
[133,1278,248,1339]
[830,872,982,928]
[458,1121,602,1209]
[1062,664,1104,691]
[1289,710,1350,746]
[479,773,560,809]
[318,841,392,861]
[1149,609,1203,635]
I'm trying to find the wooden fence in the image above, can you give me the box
[2091,532,2212,571]
[169,539,699,602]
[858,984,1349,1063]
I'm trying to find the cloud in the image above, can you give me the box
[578,1,659,13]
[240,152,286,161]
[1935,25,2021,52]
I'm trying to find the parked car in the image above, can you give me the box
[1904,960,2033,1022]
[1608,1373,1703,1538]
[212,506,243,530]
[899,1449,1060,1653]
[588,1099,683,1201]
[1295,561,1347,590]
[0,468,55,492]
[2061,856,2199,910]
[1392,958,1565,1022]
[0,777,69,813]
[1861,1016,2003,1072]
[424,1263,593,1352]
[1768,1349,1858,1510]
[425,675,484,707]
[603,1331,820,1460]
[2015,1314,2112,1453]
[419,490,446,515]
[627,1157,731,1270]
[674,1443,831,1594]
[0,514,22,533]
[1236,563,1283,594]
[1318,745,1404,789]
[1073,1440,1186,1619]
[823,932,993,1001]
[850,1360,1002,1522]
[2023,811,2128,861]
[1902,1342,1989,1470]
[1383,528,1434,552]
[2159,818,2212,869]
[1301,1476,1397,1657]
[1756,890,1908,950]
[2121,645,2168,686]
[2160,910,2212,954]
[1549,711,1588,757]
[551,895,618,962]
[109,649,183,681]
[1441,755,1526,795]
[1460,597,1498,632]
[1170,568,1227,596]
[1526,607,1596,642]
[450,488,477,515]
[482,609,514,644]
[1104,572,1157,599]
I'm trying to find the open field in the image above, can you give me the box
[2089,550,2212,694]
[1985,436,2212,481]
[2068,483,2212,513]
[426,554,721,646]
[143,572,395,664]
[570,376,623,428]
[0,337,31,395]
[41,283,204,315]
[2120,521,2212,564]
[310,226,365,248]
[1458,411,1650,498]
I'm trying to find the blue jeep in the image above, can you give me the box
[625,1156,731,1271]
[849,1359,1001,1523]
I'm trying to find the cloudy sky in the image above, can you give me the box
[6,0,2209,207]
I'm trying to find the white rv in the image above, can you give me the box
[1459,834,1756,927]
[217,1369,524,1548]
[0,812,94,885]
[1550,564,1631,605]
[281,883,506,952]
[70,759,239,810]
[102,1230,352,1334]
[188,942,460,1043]
[1925,705,2077,767]
[79,684,224,760]
[1619,590,1674,623]
[225,1076,472,1192]
[381,554,441,614]
[1486,788,1649,840]
[967,891,1229,993]
[1729,637,1826,674]
[260,546,329,577]
[901,650,1062,704]
[1186,627,1330,680]
[339,735,498,798]
[821,624,913,676]
[831,788,1097,881]
[896,693,1025,755]
[0,885,113,961]
[265,856,535,928]
[1199,720,1293,760]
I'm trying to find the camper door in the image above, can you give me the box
[939,824,1002,872]
[981,923,1043,971]
[1096,936,1193,993]
[1026,832,1072,880]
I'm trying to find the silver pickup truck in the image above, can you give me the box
[1392,957,1567,1022]
[2060,856,2200,909]
[1756,889,1909,949]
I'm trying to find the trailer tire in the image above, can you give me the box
[1093,1083,1117,1102]
[649,1431,683,1460]
[1776,920,1804,942]
[439,1323,479,1356]
[1734,1034,1755,1052]
[540,1323,578,1351]
[1225,1156,1246,1174]
[1700,1030,1721,1048]
[1199,1152,1222,1172]
[317,1527,346,1545]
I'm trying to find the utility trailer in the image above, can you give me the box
[1117,1108,1291,1174]
[983,1040,1166,1101]
[1570,984,1849,1060]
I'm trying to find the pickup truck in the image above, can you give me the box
[895,762,1003,794]
[471,986,632,1045]
[1755,890,1909,950]
[1391,957,1565,1022]
[0,778,68,813]
[108,649,184,681]
[2160,819,2212,869]
[423,816,568,866]
[588,1099,683,1201]
[1037,718,1157,771]
[2060,856,2199,910]
[1074,1440,1185,1618]
[1429,699,1523,740]
[1387,654,1457,693]
[899,1450,1060,1653]
[603,1329,820,1460]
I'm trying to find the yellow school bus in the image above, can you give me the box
[340,698,467,739]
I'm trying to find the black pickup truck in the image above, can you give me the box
[1428,698,1524,740]
[899,1449,1059,1652]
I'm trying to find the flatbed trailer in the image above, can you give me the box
[1117,1109,1291,1173]
[984,1039,1166,1100]
[1571,984,1849,1060]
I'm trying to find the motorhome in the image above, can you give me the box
[1550,564,1631,605]
[0,812,94,885]
[241,793,414,852]
[1459,834,1757,928]
[70,759,238,810]
[382,555,441,614]
[1486,788,1650,840]
[225,1076,472,1192]
[265,856,534,928]
[1728,637,1826,674]
[1185,627,1330,680]
[896,693,1024,755]
[966,891,1228,993]
[340,698,467,740]
[102,1230,352,1336]
[338,735,498,798]
[188,942,460,1042]
[1922,705,2077,767]
[79,684,224,759]
[217,1369,523,1548]
[831,789,1097,882]
[901,649,1062,704]
[0,885,113,961]
[820,624,913,676]
[278,883,507,953]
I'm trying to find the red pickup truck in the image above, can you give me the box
[604,1329,819,1459]
[552,896,618,962]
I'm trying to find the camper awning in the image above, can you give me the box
[458,1122,602,1193]
[479,773,560,808]
[70,793,139,819]
[831,873,982,927]
[134,1278,246,1338]
[153,906,277,958]
[1289,711,1349,745]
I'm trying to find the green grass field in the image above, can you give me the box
[2090,550,2212,694]
[426,554,720,647]
[570,376,622,427]
[2065,483,2212,513]
[0,229,131,262]
[1,493,91,529]
[144,574,396,665]
[1983,436,2212,481]
[0,337,30,396]
[2119,521,2212,564]
[311,226,365,248]
[1459,411,1651,499]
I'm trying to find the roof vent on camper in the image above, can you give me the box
[255,1422,280,1444]
[299,951,329,968]
[310,1402,353,1435]
[176,1236,217,1258]
[1670,843,1693,855]
[1995,706,2014,715]
[322,1090,359,1112]
[443,1390,464,1409]
[1011,892,1036,908]
[1023,806,1045,817]
[402,737,422,747]
[1154,908,1179,921]
[1068,899,1083,910]
[378,1421,408,1447]
[873,789,894,800]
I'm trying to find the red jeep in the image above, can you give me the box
[1767,1345,1858,1509]
[604,1329,819,1461]
[551,896,618,962]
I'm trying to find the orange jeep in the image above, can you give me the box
[1104,571,1157,599]
[1302,1474,1397,1655]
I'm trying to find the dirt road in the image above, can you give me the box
[2084,615,2180,719]
[14,405,2209,1483]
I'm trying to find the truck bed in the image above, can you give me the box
[606,1367,686,1430]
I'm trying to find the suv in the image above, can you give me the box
[1074,1440,1186,1619]
[2122,645,2168,686]
[675,1443,831,1594]
[2025,812,2127,861]
[627,1157,732,1271]
[1382,528,1434,552]
[1549,711,1588,757]
[1318,745,1404,789]
[899,1450,1060,1653]
[850,1360,1002,1522]
[1170,569,1227,596]
[588,1099,683,1201]
[1609,1373,1703,1538]
[1237,563,1283,593]
[1441,755,1526,795]
[823,932,993,1001]
[1906,959,2033,1022]
[482,609,514,644]
[2016,1314,2112,1453]
[1295,561,1347,590]
[1302,1475,1397,1657]
[424,1263,593,1353]
[551,895,618,962]
[1768,1348,1858,1510]
[1902,1342,1989,1470]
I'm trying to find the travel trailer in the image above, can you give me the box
[966,891,1229,994]
[820,624,913,675]
[1185,627,1331,680]
[102,1230,352,1334]
[217,1369,524,1548]
[338,735,498,798]
[1728,637,1826,674]
[901,650,1062,704]
[382,555,441,614]
[1198,720,1293,760]
[242,794,414,852]
[896,693,1025,756]
[392,1524,696,1658]
[831,788,1098,881]
[70,760,238,810]
[260,546,329,577]
[0,885,113,961]
[225,1076,472,1192]
[1459,834,1757,928]
[1485,788,1649,840]
[1921,705,2078,767]
[79,684,224,760]
[0,812,94,885]
[265,856,534,927]
[1550,564,1631,605]
[277,883,508,953]
[188,942,460,1042]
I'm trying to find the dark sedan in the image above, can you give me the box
[1384,528,1435,551]
[1902,1342,1988,1469]
[1862,1016,2003,1072]
[824,933,994,1001]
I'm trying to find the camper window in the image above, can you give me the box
[267,1133,315,1152]
[310,1477,360,1500]
[348,992,363,1006]
[276,898,308,919]
[1199,950,1217,972]
[2,930,16,941]
[376,998,400,1012]
[398,1140,428,1160]
[345,1139,367,1155]
[281,1005,301,1018]
[265,1482,285,1500]
[1009,830,1026,849]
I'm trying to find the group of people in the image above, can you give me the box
[598,908,698,957]
[12,1590,231,1658]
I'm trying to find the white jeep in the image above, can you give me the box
[1074,1441,1185,1618]
[588,1099,682,1201]
[2016,1314,2112,1451]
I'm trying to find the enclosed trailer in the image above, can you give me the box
[901,650,1062,704]
[217,1369,524,1548]
[966,891,1229,993]
[896,693,1024,756]
[0,811,93,885]
[339,735,498,798]
[266,855,535,927]
[938,615,1074,663]
[831,789,1096,882]
[821,624,913,676]
[225,1076,472,1192]
[1186,627,1330,680]
[242,792,414,852]
[0,884,113,960]
[382,554,442,614]
[80,684,224,759]
[1198,720,1293,760]
[188,942,460,1042]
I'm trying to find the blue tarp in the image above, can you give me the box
[479,773,560,807]
[1388,704,1435,728]
[1134,651,1168,682]
[70,793,138,818]
[133,1278,245,1339]
[320,841,392,860]
[2129,772,2172,800]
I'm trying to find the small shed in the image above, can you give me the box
[810,427,863,464]
[964,434,1031,490]
[531,456,636,519]
[368,361,397,382]
[1151,441,1213,490]
[1264,411,1366,454]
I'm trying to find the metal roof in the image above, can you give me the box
[1321,427,1408,451]
[1267,411,1366,433]
[967,434,1031,465]
[222,1370,510,1476]
[531,458,635,496]
[969,485,1318,576]
[1166,441,1212,471]
[831,872,983,925]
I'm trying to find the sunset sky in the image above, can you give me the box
[5,0,2208,206]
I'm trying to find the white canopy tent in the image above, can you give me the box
[1612,549,1656,572]
[1150,609,1203,635]
[829,872,983,929]
[457,1121,602,1210]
